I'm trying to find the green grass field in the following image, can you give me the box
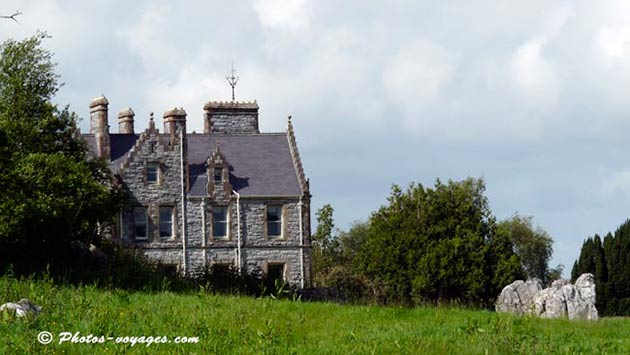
[1,276,628,354]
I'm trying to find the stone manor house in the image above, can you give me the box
[83,96,312,288]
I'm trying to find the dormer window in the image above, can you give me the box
[213,167,223,182]
[147,163,158,183]
[206,145,233,197]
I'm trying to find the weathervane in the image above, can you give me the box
[226,63,239,101]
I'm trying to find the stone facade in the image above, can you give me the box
[84,96,312,288]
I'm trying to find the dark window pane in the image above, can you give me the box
[214,167,222,182]
[213,207,226,221]
[147,163,158,183]
[213,222,227,238]
[133,207,147,239]
[267,221,281,237]
[159,207,173,238]
[212,206,228,238]
[135,226,146,238]
[267,206,282,237]
[267,206,281,221]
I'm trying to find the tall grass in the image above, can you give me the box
[1,275,630,354]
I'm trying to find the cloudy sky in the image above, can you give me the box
[4,0,630,275]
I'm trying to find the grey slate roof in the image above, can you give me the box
[187,133,302,197]
[83,134,140,173]
[83,132,302,197]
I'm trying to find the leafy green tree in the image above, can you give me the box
[546,264,564,283]
[312,204,340,285]
[313,220,376,302]
[354,178,523,306]
[337,221,369,265]
[0,32,123,274]
[497,214,553,284]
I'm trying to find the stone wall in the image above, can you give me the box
[119,127,184,249]
[203,101,259,135]
[182,197,310,286]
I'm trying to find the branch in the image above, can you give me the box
[1,11,22,23]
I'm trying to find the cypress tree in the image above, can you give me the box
[573,221,630,316]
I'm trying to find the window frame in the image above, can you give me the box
[146,162,159,184]
[159,206,174,239]
[212,205,229,240]
[133,206,148,241]
[213,167,223,183]
[266,205,283,239]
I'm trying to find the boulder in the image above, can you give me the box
[576,273,596,304]
[551,279,570,289]
[0,299,42,318]
[495,278,542,315]
[497,273,598,321]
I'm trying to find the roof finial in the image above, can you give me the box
[287,115,294,131]
[226,62,239,101]
[149,112,155,130]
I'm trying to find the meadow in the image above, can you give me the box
[1,276,628,354]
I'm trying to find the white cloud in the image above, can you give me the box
[597,26,630,64]
[543,3,575,40]
[253,0,310,32]
[601,169,630,198]
[145,64,225,133]
[115,4,180,74]
[593,0,630,65]
[591,6,630,110]
[510,39,557,107]
[508,4,573,111]
[382,40,454,108]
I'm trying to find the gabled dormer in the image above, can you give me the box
[118,113,169,177]
[206,144,232,201]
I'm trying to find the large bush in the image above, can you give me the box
[354,178,524,306]
[0,33,123,274]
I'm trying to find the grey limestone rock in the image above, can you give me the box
[0,299,42,318]
[495,278,543,315]
[498,273,598,321]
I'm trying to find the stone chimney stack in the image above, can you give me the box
[203,101,259,134]
[163,107,187,147]
[118,108,135,134]
[89,95,110,159]
[163,107,187,134]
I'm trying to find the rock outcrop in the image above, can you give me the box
[0,299,42,318]
[495,278,542,315]
[496,273,598,321]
